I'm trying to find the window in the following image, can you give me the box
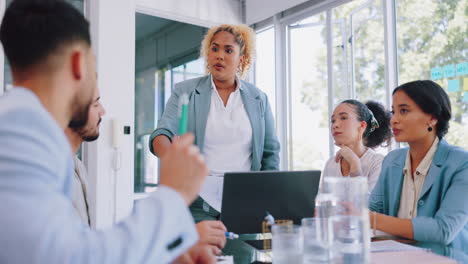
[134,13,206,193]
[288,13,330,170]
[396,0,468,149]
[172,59,205,85]
[285,0,389,171]
[134,58,204,193]
[255,27,276,119]
[332,0,386,108]
[344,0,385,103]
[332,0,388,155]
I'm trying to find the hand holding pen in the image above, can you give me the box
[196,221,227,255]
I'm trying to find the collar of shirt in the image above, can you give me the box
[210,74,243,91]
[403,137,440,177]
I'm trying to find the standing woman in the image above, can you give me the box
[323,100,392,193]
[150,24,280,223]
[369,80,468,249]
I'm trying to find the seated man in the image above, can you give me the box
[0,0,213,263]
[65,89,227,254]
[65,87,105,227]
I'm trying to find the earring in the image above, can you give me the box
[428,126,433,132]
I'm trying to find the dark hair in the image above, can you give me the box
[341,99,392,148]
[0,0,91,72]
[393,80,451,139]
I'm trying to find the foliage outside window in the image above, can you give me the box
[396,0,468,149]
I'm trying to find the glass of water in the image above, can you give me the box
[329,215,369,264]
[301,218,329,264]
[271,224,303,264]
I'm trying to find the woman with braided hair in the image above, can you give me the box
[322,100,392,192]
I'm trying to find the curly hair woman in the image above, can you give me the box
[149,24,280,249]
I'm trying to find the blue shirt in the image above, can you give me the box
[0,88,198,263]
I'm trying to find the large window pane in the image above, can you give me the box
[396,0,468,149]
[134,13,206,193]
[255,27,276,119]
[334,0,385,103]
[331,16,349,106]
[332,0,389,154]
[288,13,330,170]
[135,58,204,193]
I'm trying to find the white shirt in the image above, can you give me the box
[398,137,439,219]
[199,75,253,212]
[322,148,384,193]
[72,156,91,227]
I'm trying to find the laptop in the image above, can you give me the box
[220,170,321,234]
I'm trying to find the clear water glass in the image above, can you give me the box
[301,218,329,264]
[315,177,370,264]
[272,224,303,264]
[329,215,369,264]
[315,177,342,218]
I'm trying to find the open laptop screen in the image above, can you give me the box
[220,170,321,234]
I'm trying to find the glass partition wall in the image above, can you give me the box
[134,14,206,192]
[132,0,466,193]
[254,0,467,171]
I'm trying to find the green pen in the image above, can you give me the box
[178,93,189,135]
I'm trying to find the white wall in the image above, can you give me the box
[246,0,309,24]
[136,0,242,27]
[85,0,136,228]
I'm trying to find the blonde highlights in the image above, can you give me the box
[200,24,256,79]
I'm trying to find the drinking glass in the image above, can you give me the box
[272,224,303,264]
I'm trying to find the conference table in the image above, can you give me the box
[221,233,466,264]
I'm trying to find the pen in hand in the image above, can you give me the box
[225,232,239,240]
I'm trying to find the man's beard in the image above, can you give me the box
[76,118,101,142]
[69,98,92,129]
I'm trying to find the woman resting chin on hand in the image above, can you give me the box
[323,100,392,193]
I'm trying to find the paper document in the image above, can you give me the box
[371,229,392,238]
[371,251,457,264]
[199,175,224,212]
[371,240,426,253]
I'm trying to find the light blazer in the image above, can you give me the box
[150,75,280,171]
[369,139,468,250]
